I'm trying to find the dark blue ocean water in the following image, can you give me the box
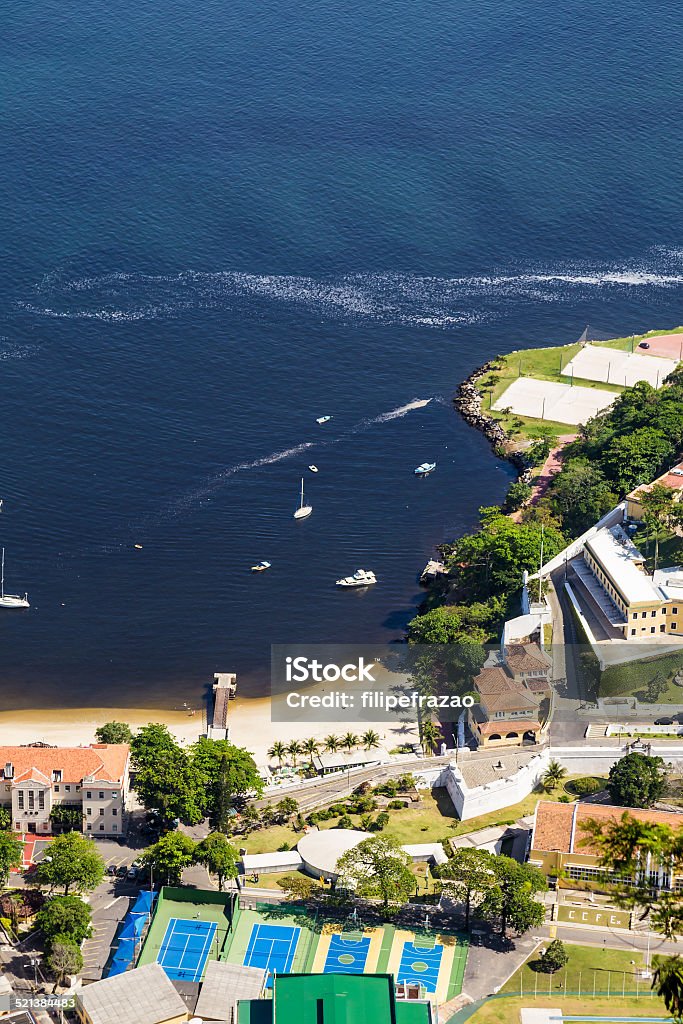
[1,0,683,709]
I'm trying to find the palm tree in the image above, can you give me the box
[420,719,442,755]
[542,759,568,792]
[324,735,340,753]
[341,732,359,753]
[302,737,319,765]
[652,955,683,1018]
[361,729,380,751]
[287,740,302,767]
[268,740,287,767]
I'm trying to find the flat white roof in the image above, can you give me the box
[653,566,683,601]
[586,526,662,605]
[242,851,303,872]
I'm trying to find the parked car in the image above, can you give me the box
[126,866,139,881]
[639,341,650,349]
[654,717,674,726]
[116,865,127,878]
[107,864,117,876]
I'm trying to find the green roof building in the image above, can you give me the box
[238,974,433,1024]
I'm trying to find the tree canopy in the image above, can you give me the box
[194,832,238,891]
[142,831,196,885]
[0,831,23,887]
[477,856,546,937]
[35,832,105,895]
[95,721,133,744]
[47,936,83,982]
[435,848,495,930]
[37,895,93,946]
[336,835,415,911]
[607,752,667,808]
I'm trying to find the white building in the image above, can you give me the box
[0,744,131,837]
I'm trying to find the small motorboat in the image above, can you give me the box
[293,478,313,520]
[251,561,272,573]
[336,569,377,588]
[308,465,319,473]
[316,415,332,424]
[414,462,436,476]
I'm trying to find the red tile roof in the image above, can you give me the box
[0,745,129,786]
[532,800,683,855]
[474,667,523,694]
[477,719,541,736]
[505,643,552,673]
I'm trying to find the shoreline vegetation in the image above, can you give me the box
[407,326,683,695]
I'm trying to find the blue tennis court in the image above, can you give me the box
[323,933,371,974]
[157,917,217,982]
[244,923,300,982]
[396,940,443,994]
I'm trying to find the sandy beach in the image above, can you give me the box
[0,696,420,766]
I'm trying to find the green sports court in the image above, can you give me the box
[137,889,468,1004]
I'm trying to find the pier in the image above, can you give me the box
[207,672,237,740]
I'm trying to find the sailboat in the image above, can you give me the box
[0,549,29,608]
[293,477,312,520]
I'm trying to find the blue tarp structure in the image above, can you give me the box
[104,891,157,978]
[118,914,146,940]
[130,890,157,915]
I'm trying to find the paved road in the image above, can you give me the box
[254,754,454,812]
[548,570,590,744]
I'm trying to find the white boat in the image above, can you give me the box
[251,561,272,573]
[293,478,313,520]
[316,416,332,424]
[414,462,436,475]
[336,569,377,588]
[0,549,29,609]
[308,465,319,473]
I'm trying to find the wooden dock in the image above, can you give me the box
[208,672,237,740]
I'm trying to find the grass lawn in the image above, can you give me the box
[500,942,648,998]
[468,994,669,1024]
[601,649,683,700]
[241,778,608,858]
[473,329,683,441]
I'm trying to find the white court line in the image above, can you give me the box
[192,924,216,982]
[284,927,299,970]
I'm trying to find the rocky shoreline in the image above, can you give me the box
[454,360,531,481]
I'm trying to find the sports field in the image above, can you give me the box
[492,377,615,425]
[562,344,678,388]
[138,890,468,1002]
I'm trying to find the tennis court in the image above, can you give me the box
[244,922,300,980]
[157,917,217,982]
[395,939,443,994]
[323,934,371,975]
[492,377,616,425]
[562,345,678,388]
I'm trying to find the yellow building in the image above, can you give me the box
[582,524,683,637]
[529,800,683,892]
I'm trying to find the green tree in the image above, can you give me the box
[35,833,105,895]
[135,743,203,825]
[361,730,380,751]
[503,480,532,513]
[341,733,358,753]
[275,797,299,822]
[547,459,619,535]
[0,807,13,830]
[277,874,314,900]
[324,735,340,753]
[0,831,22,886]
[47,935,83,983]
[652,955,683,1020]
[336,835,415,911]
[131,723,177,770]
[478,857,547,937]
[302,738,319,765]
[268,741,287,766]
[287,741,302,767]
[191,738,264,819]
[541,759,568,792]
[36,895,93,945]
[407,606,488,646]
[641,485,681,571]
[436,848,495,930]
[602,428,674,493]
[142,831,196,885]
[95,721,133,745]
[538,938,569,973]
[194,832,238,892]
[607,752,667,808]
[420,719,443,754]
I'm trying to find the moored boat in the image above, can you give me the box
[336,569,377,588]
